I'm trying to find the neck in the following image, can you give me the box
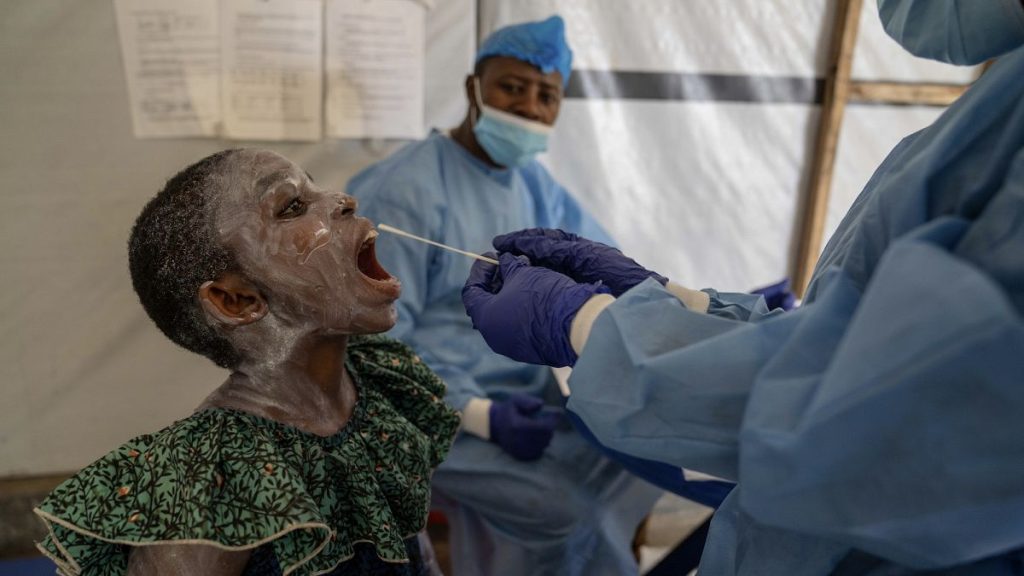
[451,114,501,168]
[200,334,358,437]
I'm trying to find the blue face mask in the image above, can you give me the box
[878,0,1024,65]
[471,79,553,168]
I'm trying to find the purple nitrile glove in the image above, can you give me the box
[489,394,563,461]
[750,278,798,311]
[493,228,668,297]
[462,252,610,367]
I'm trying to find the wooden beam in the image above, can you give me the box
[791,0,863,296]
[848,81,968,106]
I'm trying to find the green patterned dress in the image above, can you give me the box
[34,335,460,576]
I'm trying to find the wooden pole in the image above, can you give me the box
[790,0,863,296]
[848,81,967,106]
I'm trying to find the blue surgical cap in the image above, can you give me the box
[475,15,573,88]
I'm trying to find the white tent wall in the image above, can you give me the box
[1,0,973,477]
[0,0,475,477]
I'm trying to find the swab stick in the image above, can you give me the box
[377,223,500,265]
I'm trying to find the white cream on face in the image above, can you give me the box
[211,150,401,365]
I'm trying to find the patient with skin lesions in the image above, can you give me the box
[33,149,460,576]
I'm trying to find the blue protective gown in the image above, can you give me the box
[567,46,1024,575]
[348,131,661,576]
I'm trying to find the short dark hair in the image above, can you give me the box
[128,149,243,369]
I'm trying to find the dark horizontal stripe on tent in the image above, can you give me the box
[566,70,825,104]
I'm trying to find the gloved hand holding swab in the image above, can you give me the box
[377,223,500,265]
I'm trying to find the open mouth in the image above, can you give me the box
[356,229,393,282]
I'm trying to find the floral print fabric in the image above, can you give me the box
[35,335,460,576]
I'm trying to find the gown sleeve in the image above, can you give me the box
[568,201,1024,569]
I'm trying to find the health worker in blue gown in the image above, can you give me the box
[462,1,1024,574]
[348,15,662,576]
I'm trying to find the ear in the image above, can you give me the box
[198,273,268,327]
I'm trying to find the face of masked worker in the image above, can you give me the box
[213,150,401,336]
[877,0,1024,65]
[471,56,564,167]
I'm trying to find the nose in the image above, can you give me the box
[331,195,357,219]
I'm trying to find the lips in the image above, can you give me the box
[356,229,394,282]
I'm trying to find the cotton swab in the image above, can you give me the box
[377,223,500,265]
